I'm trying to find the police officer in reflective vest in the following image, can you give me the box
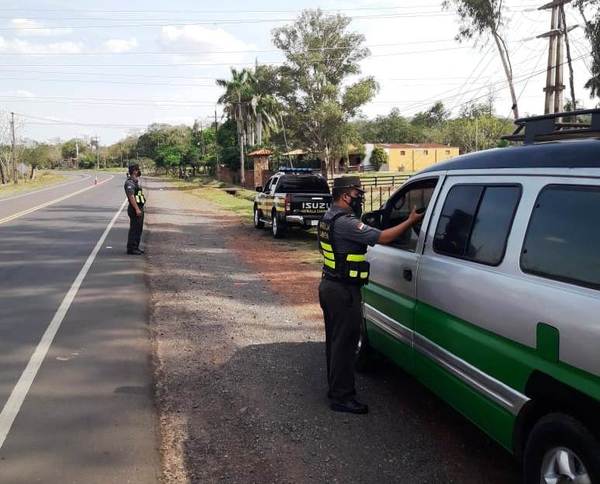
[124,163,146,255]
[318,176,423,414]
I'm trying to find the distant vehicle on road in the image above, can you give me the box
[254,168,332,238]
[357,110,600,483]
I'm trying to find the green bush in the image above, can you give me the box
[370,146,388,170]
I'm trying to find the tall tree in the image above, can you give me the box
[272,9,378,176]
[216,68,255,185]
[354,108,424,144]
[249,65,283,146]
[444,0,520,119]
[411,101,450,128]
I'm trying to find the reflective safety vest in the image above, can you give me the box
[135,187,146,206]
[318,212,370,285]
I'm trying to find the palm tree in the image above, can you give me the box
[217,68,254,185]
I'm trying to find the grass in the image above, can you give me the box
[164,176,256,219]
[97,167,129,173]
[0,170,68,199]
[162,175,322,264]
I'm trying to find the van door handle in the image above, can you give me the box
[403,269,413,282]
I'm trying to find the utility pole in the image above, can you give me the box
[75,140,79,169]
[538,0,575,114]
[10,112,16,183]
[560,5,578,111]
[214,109,219,164]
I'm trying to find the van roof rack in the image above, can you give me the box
[503,109,600,144]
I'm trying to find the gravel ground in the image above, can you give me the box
[144,177,519,484]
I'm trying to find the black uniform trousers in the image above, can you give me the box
[127,204,144,251]
[318,276,362,402]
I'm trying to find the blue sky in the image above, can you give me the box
[0,0,594,144]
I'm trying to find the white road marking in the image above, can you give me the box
[0,173,91,203]
[0,175,113,226]
[0,198,128,450]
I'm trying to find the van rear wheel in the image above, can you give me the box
[524,413,600,484]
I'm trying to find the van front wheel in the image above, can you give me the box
[524,413,600,484]
[355,319,377,373]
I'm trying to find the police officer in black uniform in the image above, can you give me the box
[124,163,146,255]
[318,176,423,414]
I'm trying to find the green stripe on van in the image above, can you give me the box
[363,282,600,451]
[414,301,600,403]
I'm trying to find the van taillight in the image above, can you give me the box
[285,194,291,211]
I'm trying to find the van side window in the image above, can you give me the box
[382,178,438,251]
[521,185,600,291]
[433,184,521,266]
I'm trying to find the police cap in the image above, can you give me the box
[332,176,364,193]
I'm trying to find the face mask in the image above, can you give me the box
[347,194,363,217]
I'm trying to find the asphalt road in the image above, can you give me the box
[0,173,159,483]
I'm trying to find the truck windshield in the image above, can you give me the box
[277,176,330,194]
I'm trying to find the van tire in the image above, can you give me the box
[355,319,377,373]
[523,413,600,484]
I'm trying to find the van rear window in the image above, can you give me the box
[433,184,521,266]
[521,185,600,291]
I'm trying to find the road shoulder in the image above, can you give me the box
[146,176,519,484]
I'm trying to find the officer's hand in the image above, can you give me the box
[135,209,142,217]
[408,207,425,224]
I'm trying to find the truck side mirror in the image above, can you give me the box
[256,186,263,192]
[362,210,383,229]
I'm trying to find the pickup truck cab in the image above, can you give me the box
[254,168,332,238]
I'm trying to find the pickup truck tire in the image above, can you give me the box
[523,413,600,484]
[271,212,286,238]
[253,206,264,229]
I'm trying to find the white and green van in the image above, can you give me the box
[358,111,600,483]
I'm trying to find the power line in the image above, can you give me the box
[0,45,480,68]
[0,12,457,31]
[0,8,538,31]
[0,38,465,56]
[0,2,541,14]
[397,52,589,116]
[3,53,587,111]
[16,112,215,128]
[0,75,502,88]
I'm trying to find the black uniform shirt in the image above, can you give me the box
[323,205,381,253]
[124,176,139,204]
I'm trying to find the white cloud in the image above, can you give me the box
[0,36,83,54]
[0,89,35,98]
[11,18,72,37]
[160,25,254,63]
[15,90,35,98]
[103,37,138,53]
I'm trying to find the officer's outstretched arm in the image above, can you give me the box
[377,207,424,245]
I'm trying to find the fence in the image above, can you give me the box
[328,174,412,212]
